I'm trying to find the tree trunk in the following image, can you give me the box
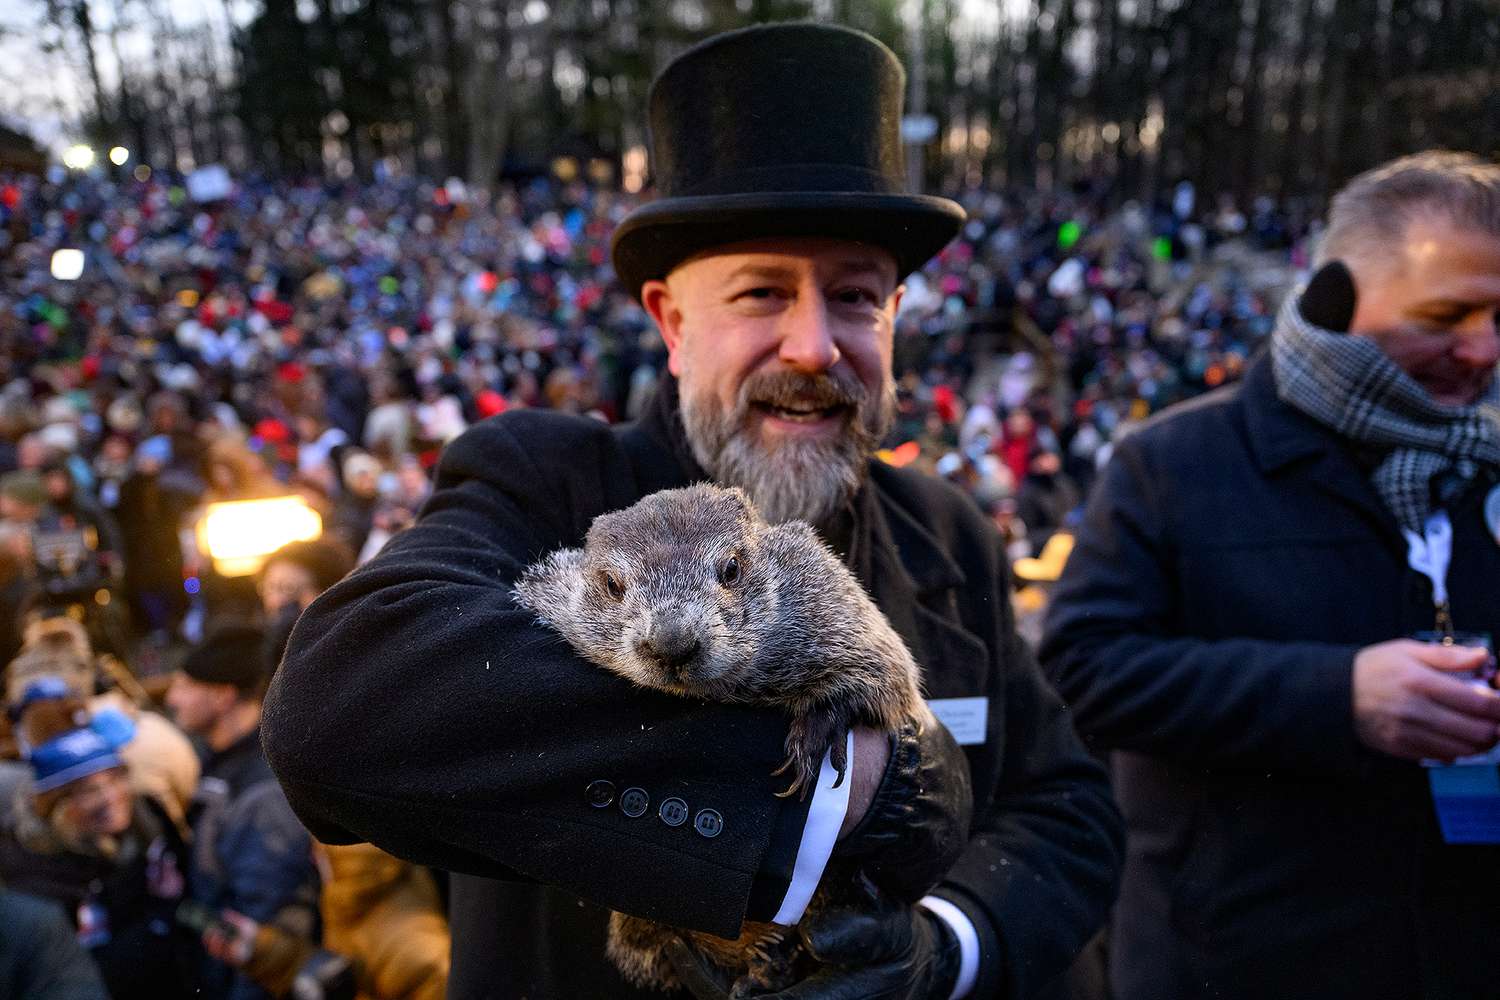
[436,0,469,178]
[465,0,511,188]
[69,0,114,140]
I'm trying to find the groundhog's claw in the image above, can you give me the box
[829,733,848,788]
[774,708,850,800]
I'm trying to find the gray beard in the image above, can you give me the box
[678,369,894,526]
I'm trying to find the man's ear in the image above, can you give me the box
[889,283,905,317]
[641,279,686,377]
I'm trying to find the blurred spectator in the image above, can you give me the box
[259,539,450,1000]
[1014,446,1081,556]
[0,886,110,1000]
[358,456,432,564]
[37,464,122,572]
[166,626,318,1000]
[0,683,191,999]
[330,453,381,557]
[1,471,45,525]
[115,438,195,642]
[4,617,199,833]
[257,539,356,622]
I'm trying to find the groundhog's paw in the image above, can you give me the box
[774,706,850,800]
[729,928,799,997]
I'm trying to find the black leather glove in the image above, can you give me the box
[836,715,973,904]
[756,894,963,1000]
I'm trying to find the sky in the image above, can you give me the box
[0,0,1022,153]
[0,0,244,151]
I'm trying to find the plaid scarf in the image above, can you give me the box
[1270,294,1500,533]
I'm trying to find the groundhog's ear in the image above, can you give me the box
[512,548,585,621]
[723,486,760,523]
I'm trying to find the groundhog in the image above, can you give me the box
[513,483,928,996]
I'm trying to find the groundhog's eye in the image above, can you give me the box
[600,571,626,600]
[718,555,741,586]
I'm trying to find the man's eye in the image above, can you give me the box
[835,287,878,306]
[737,287,778,300]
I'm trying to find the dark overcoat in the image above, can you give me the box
[263,380,1122,999]
[1041,354,1500,1000]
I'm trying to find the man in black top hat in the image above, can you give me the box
[265,22,1121,999]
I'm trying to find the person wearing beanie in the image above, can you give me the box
[168,626,317,1000]
[0,682,191,1000]
[2,621,201,836]
[265,21,1121,1000]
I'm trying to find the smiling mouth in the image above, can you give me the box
[753,401,848,424]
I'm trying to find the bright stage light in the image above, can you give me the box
[109,146,129,165]
[197,496,323,577]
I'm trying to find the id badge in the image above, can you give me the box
[1417,631,1500,844]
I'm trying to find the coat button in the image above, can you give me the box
[659,797,689,827]
[585,780,616,809]
[620,787,649,818]
[694,809,724,838]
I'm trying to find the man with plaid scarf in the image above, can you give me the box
[1041,151,1500,1000]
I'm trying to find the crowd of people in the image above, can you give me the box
[0,162,1313,997]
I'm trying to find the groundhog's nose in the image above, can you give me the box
[639,623,702,673]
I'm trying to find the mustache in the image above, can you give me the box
[737,368,867,412]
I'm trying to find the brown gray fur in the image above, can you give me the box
[513,483,927,995]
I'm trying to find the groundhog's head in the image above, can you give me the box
[514,484,780,699]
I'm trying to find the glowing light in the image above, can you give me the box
[63,145,95,170]
[196,496,322,577]
[51,249,85,281]
[108,146,129,165]
[184,576,201,595]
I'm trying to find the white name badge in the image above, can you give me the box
[927,697,988,746]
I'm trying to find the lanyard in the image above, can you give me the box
[1403,510,1455,639]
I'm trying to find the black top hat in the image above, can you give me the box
[610,22,966,298]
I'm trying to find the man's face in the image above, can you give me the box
[43,470,70,503]
[53,767,133,838]
[165,672,236,738]
[260,559,319,615]
[642,238,901,525]
[1349,216,1500,407]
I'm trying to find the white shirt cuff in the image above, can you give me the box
[918,895,980,1000]
[771,730,855,925]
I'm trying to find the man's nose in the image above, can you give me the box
[777,298,840,374]
[1454,311,1500,368]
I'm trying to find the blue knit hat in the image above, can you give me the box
[16,679,135,794]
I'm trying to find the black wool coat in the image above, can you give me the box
[1041,354,1500,1000]
[264,381,1122,999]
